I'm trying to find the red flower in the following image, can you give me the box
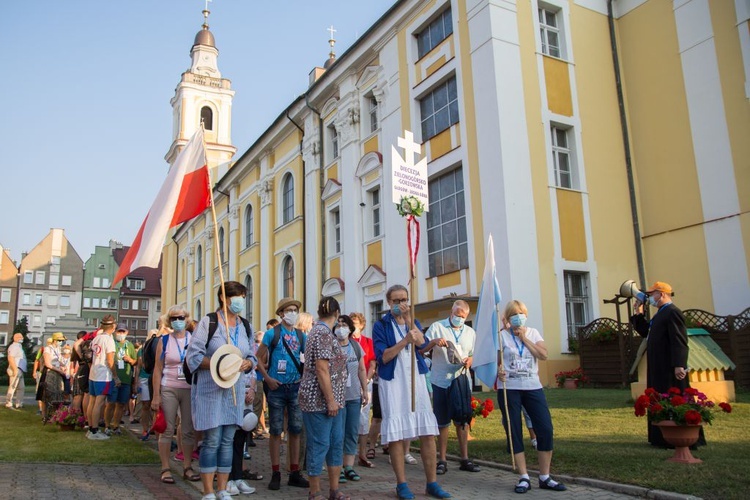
[481,409,489,418]
[719,402,732,413]
[668,387,682,395]
[649,403,663,414]
[670,396,686,407]
[684,388,699,396]
[484,399,494,411]
[684,410,702,425]
[471,399,480,409]
[634,406,646,417]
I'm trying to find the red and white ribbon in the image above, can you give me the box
[406,215,420,278]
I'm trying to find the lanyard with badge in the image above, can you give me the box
[219,311,240,347]
[508,330,531,377]
[117,343,127,370]
[391,318,409,351]
[276,324,296,376]
[174,335,189,380]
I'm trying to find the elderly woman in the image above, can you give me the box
[496,300,565,494]
[298,296,349,500]
[186,281,256,500]
[152,306,199,484]
[37,332,67,422]
[373,285,450,500]
[335,314,368,483]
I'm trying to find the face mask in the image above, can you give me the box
[229,297,245,315]
[335,327,350,340]
[509,314,527,328]
[115,334,127,342]
[171,320,186,332]
[450,315,465,328]
[648,294,659,307]
[392,304,402,316]
[56,340,64,346]
[283,311,298,326]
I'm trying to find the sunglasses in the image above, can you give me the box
[170,315,187,321]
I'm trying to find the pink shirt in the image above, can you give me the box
[161,333,192,390]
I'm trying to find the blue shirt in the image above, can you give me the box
[262,325,306,384]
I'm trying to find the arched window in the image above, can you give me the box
[218,227,226,264]
[244,204,254,248]
[282,174,294,224]
[195,299,202,319]
[196,245,203,278]
[244,275,253,324]
[201,106,213,131]
[282,256,294,298]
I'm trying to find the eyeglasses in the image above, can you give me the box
[170,315,186,321]
[392,298,409,305]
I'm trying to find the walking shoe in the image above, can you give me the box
[201,494,216,500]
[404,453,418,465]
[14,404,24,409]
[396,483,415,500]
[288,470,309,488]
[85,430,93,439]
[88,431,110,440]
[243,451,251,459]
[112,427,122,436]
[217,492,233,500]
[104,428,113,436]
[268,471,281,490]
[175,451,185,461]
[425,482,452,499]
[234,479,256,494]
[225,481,240,496]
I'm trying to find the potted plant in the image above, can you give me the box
[49,406,86,431]
[555,367,588,389]
[634,387,732,463]
[470,396,494,427]
[589,327,618,343]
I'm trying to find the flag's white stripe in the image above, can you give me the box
[472,235,503,388]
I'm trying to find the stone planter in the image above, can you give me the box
[653,421,702,464]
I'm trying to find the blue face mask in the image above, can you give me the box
[229,296,245,315]
[392,304,402,316]
[171,320,186,332]
[509,314,527,328]
[648,294,659,307]
[450,315,465,328]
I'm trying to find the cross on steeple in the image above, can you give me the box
[328,25,337,41]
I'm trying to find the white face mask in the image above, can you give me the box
[335,327,350,340]
[283,311,299,326]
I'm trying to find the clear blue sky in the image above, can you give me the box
[0,0,394,264]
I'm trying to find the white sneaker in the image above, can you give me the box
[225,481,240,496]
[201,494,216,500]
[404,453,418,465]
[234,479,256,494]
[217,491,234,500]
[89,432,110,440]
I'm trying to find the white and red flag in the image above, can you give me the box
[113,129,210,286]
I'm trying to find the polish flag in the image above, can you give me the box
[113,129,210,286]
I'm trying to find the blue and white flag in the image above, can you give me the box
[472,234,503,389]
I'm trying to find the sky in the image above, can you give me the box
[0,0,395,264]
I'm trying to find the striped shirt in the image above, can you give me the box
[187,314,256,431]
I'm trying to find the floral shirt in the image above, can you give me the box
[298,321,348,413]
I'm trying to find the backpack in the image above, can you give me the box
[142,334,165,375]
[79,331,97,366]
[183,312,253,385]
[266,324,305,375]
[447,368,473,427]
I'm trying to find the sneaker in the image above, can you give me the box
[88,431,110,440]
[112,427,122,436]
[234,479,256,494]
[201,494,217,500]
[225,481,240,496]
[243,451,251,459]
[85,430,93,439]
[288,470,309,488]
[268,471,281,490]
[104,428,113,436]
[404,453,418,465]
[175,451,185,461]
[217,492,233,500]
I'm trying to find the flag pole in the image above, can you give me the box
[201,124,237,406]
[497,303,515,470]
[409,255,416,413]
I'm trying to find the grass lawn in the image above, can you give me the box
[0,405,159,465]
[438,387,748,500]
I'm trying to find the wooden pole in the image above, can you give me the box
[497,303,515,470]
[410,267,416,413]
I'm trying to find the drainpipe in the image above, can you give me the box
[607,0,647,288]
[286,110,307,301]
[305,94,327,294]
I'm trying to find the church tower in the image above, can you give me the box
[165,6,236,176]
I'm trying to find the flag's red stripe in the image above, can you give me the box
[170,165,211,227]
[111,216,148,287]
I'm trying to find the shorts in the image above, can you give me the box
[76,365,90,394]
[432,384,464,428]
[107,382,131,404]
[302,411,344,476]
[138,377,151,401]
[267,383,303,436]
[89,380,112,397]
[371,382,382,419]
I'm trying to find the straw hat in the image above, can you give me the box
[275,297,302,316]
[210,344,244,389]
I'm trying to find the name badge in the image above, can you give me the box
[118,360,125,370]
[177,365,186,381]
[346,370,352,388]
[277,359,287,375]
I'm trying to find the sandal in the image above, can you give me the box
[396,483,415,500]
[514,477,531,494]
[160,468,175,484]
[436,460,447,475]
[183,466,200,482]
[538,476,567,491]
[358,457,375,468]
[308,492,326,500]
[425,482,452,499]
[459,459,480,472]
[344,468,360,481]
[328,489,350,500]
[338,470,347,483]
[241,470,263,481]
[366,448,376,459]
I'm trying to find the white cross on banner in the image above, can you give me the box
[391,130,429,211]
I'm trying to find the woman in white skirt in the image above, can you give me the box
[372,284,451,500]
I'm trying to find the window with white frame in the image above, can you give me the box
[51,256,60,265]
[427,167,468,276]
[132,300,139,310]
[83,298,91,308]
[282,174,295,224]
[196,245,203,279]
[93,277,101,288]
[61,275,72,286]
[196,299,202,319]
[34,294,43,306]
[23,271,33,284]
[0,311,8,324]
[369,301,384,327]
[121,298,129,309]
[551,125,577,189]
[218,227,226,264]
[244,204,254,248]
[102,278,110,288]
[420,76,459,141]
[328,123,339,161]
[22,293,31,306]
[0,289,10,303]
[140,319,147,330]
[35,271,45,285]
[46,316,55,324]
[370,187,381,238]
[564,271,590,344]
[282,256,294,299]
[539,6,562,58]
[33,315,41,327]
[156,300,161,312]
[416,7,453,59]
[141,299,148,310]
[330,208,341,255]
[128,278,145,291]
[368,95,379,133]
[60,295,70,308]
[244,275,254,326]
[49,274,59,286]
[108,298,116,308]
[47,295,58,306]
[92,298,100,308]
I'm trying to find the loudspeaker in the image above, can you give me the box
[620,279,647,302]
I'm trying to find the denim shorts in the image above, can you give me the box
[302,410,344,476]
[107,383,131,404]
[89,380,112,397]
[200,424,236,474]
[267,383,303,436]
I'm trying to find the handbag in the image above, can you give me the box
[151,407,167,434]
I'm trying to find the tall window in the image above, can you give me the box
[0,311,9,324]
[196,299,202,320]
[0,289,10,302]
[328,124,339,160]
[282,174,295,224]
[244,204,254,248]
[368,96,379,133]
[417,8,453,59]
[539,7,562,58]
[22,293,30,305]
[420,77,459,141]
[196,245,203,279]
[330,208,341,255]
[551,126,575,189]
[244,275,254,325]
[369,301,384,327]
[282,256,294,298]
[427,168,468,276]
[370,187,381,238]
[201,106,214,131]
[24,271,33,284]
[218,227,226,264]
[564,272,590,344]
[35,271,45,284]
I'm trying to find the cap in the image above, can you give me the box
[275,297,302,316]
[51,332,67,341]
[646,281,673,295]
[116,322,128,332]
